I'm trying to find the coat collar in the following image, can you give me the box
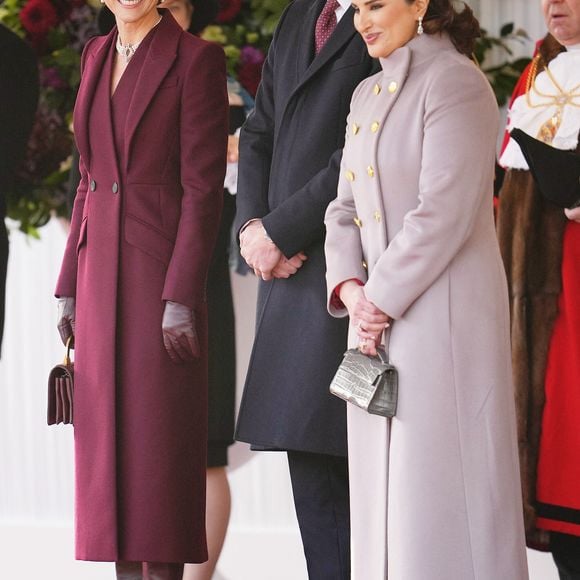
[378,32,457,75]
[73,10,181,172]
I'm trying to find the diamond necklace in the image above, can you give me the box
[115,16,162,64]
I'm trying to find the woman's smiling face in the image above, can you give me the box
[104,0,160,28]
[351,0,427,59]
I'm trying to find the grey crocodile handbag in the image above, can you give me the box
[329,346,398,418]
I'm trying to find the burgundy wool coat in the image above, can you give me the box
[55,12,228,563]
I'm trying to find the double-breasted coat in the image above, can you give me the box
[234,0,378,456]
[325,34,528,579]
[55,12,228,563]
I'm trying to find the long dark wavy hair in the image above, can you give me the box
[407,0,481,56]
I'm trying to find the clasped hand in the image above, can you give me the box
[240,220,307,280]
[340,281,391,356]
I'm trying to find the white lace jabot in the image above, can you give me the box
[500,48,580,169]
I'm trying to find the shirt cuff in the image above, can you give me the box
[330,278,364,310]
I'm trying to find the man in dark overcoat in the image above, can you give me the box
[235,1,377,577]
[0,22,38,356]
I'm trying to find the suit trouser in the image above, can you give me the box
[552,532,580,580]
[287,450,350,580]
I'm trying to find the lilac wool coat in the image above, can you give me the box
[325,33,528,579]
[55,12,228,563]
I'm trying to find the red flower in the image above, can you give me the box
[216,0,242,23]
[20,0,59,39]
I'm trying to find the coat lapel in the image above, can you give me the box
[281,7,357,121]
[299,7,357,88]
[73,33,114,168]
[123,11,180,166]
[296,0,325,78]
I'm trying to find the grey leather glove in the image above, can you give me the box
[57,297,76,345]
[162,300,200,363]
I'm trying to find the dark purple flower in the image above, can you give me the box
[241,45,265,65]
[41,66,67,90]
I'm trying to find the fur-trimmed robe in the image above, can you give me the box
[497,34,573,544]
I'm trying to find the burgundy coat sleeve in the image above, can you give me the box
[161,42,228,310]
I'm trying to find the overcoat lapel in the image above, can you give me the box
[123,12,180,167]
[295,0,324,78]
[278,7,358,148]
[300,7,357,87]
[73,33,114,168]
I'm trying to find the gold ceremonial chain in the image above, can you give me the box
[525,54,580,144]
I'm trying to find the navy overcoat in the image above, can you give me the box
[235,0,378,456]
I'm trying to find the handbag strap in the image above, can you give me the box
[377,326,392,364]
[64,336,74,366]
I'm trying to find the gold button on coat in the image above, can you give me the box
[362,260,368,270]
[367,166,375,178]
[352,123,360,135]
[346,170,355,182]
[374,211,382,222]
[371,121,380,133]
[388,81,398,93]
[373,83,381,95]
[353,217,363,228]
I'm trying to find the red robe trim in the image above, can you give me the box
[536,221,580,537]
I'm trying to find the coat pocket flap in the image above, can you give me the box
[124,214,173,267]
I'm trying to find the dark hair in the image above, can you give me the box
[409,0,481,57]
[97,0,218,36]
[188,0,219,35]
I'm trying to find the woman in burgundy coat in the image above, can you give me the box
[54,1,228,578]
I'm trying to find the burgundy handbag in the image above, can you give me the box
[47,337,74,426]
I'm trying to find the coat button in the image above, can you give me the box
[362,260,368,271]
[112,181,119,194]
[367,166,375,178]
[353,217,363,228]
[346,170,355,182]
[90,179,96,192]
[352,123,360,136]
[373,83,381,95]
[371,121,380,133]
[374,211,382,223]
[388,81,398,93]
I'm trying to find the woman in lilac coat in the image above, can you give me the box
[325,0,528,577]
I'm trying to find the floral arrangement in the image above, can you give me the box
[0,0,101,236]
[203,0,287,97]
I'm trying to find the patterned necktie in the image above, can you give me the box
[315,0,340,55]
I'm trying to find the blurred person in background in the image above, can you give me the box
[498,1,580,578]
[0,16,38,357]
